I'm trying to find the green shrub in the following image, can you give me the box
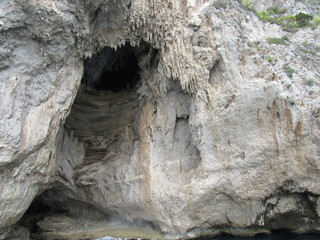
[257,11,272,21]
[255,8,315,32]
[267,7,286,15]
[310,16,320,28]
[313,16,320,24]
[295,12,313,26]
[266,56,274,62]
[306,79,316,86]
[281,15,296,22]
[282,35,290,41]
[267,7,280,14]
[241,0,253,10]
[283,65,295,78]
[266,37,289,46]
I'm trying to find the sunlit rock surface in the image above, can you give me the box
[0,0,319,239]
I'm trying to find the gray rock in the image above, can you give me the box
[0,0,319,239]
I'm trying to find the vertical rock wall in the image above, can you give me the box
[0,0,319,239]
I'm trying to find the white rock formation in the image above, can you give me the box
[0,0,319,239]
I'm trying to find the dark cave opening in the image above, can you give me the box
[65,42,159,143]
[81,43,148,92]
[18,200,51,233]
[18,191,67,235]
[96,52,139,92]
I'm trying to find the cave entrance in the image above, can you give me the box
[81,43,146,93]
[66,42,154,143]
[17,190,67,237]
[95,49,139,92]
[65,42,158,164]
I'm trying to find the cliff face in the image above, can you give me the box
[0,0,319,239]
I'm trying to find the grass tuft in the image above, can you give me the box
[306,79,316,86]
[283,65,295,78]
[266,36,290,46]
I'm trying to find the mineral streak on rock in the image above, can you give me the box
[0,0,319,239]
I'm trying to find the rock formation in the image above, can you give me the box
[0,0,319,239]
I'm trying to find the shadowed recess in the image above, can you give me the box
[66,42,157,141]
[81,43,148,92]
[65,42,158,164]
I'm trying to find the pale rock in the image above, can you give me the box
[0,0,319,239]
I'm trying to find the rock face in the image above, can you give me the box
[0,0,319,239]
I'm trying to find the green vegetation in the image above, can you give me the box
[241,0,253,10]
[265,56,275,65]
[266,36,290,46]
[256,7,288,22]
[295,12,313,26]
[241,3,320,32]
[301,48,316,56]
[266,56,274,62]
[267,7,287,14]
[288,98,296,105]
[281,35,289,41]
[283,65,295,78]
[239,33,248,39]
[306,79,316,86]
[257,11,273,22]
[314,16,320,25]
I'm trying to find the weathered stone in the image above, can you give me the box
[0,0,319,239]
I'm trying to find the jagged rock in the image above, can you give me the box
[0,0,319,239]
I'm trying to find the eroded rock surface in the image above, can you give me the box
[0,0,319,239]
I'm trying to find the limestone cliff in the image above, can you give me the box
[0,0,319,239]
